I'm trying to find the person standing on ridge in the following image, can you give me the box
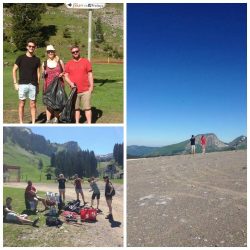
[190,135,196,155]
[200,135,207,154]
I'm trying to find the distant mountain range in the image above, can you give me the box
[127,133,247,158]
[96,153,113,162]
[3,127,82,156]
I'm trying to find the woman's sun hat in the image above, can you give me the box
[46,44,56,51]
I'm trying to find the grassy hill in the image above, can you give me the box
[3,3,123,63]
[3,142,52,182]
[3,4,123,124]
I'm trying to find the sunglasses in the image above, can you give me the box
[71,50,79,54]
[28,45,35,49]
[47,50,55,54]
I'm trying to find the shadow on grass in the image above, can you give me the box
[36,107,103,124]
[21,209,38,216]
[79,107,103,124]
[94,78,118,86]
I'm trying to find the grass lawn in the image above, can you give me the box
[3,63,123,123]
[3,187,48,247]
[3,184,123,247]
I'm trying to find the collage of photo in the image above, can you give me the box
[2,2,247,248]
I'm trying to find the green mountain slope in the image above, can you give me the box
[3,3,123,63]
[3,142,51,182]
[127,134,247,158]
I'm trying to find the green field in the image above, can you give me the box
[3,63,123,123]
[3,4,123,124]
[4,141,123,183]
[3,187,48,247]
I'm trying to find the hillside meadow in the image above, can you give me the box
[3,4,124,124]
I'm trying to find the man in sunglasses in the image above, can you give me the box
[12,39,41,124]
[64,45,94,124]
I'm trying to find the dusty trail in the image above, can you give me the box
[4,181,123,247]
[127,150,247,247]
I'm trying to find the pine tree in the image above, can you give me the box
[10,4,46,50]
[95,17,104,43]
[38,159,43,170]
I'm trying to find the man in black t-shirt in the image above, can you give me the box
[190,135,196,155]
[12,39,41,124]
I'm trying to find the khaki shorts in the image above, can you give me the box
[75,91,91,110]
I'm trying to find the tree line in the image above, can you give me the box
[113,143,123,168]
[51,150,98,178]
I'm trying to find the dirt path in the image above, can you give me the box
[127,150,247,247]
[4,181,123,247]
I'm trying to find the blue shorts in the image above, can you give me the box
[6,212,19,222]
[18,84,37,100]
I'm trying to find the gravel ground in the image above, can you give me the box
[127,150,247,247]
[4,181,123,247]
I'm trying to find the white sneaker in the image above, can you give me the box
[51,117,58,123]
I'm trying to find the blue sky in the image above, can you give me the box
[127,3,247,146]
[30,127,123,155]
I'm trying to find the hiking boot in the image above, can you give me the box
[45,120,51,123]
[105,214,112,219]
[32,218,39,227]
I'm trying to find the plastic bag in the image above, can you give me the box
[43,76,68,111]
[59,87,77,123]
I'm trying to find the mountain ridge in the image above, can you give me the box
[4,127,84,156]
[127,133,247,158]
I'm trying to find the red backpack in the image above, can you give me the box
[80,208,97,222]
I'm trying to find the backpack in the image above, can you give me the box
[62,211,78,222]
[46,216,63,227]
[110,182,115,196]
[80,208,97,222]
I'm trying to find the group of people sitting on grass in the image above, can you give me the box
[3,174,115,226]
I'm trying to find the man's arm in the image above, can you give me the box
[88,71,94,92]
[12,64,19,90]
[4,206,15,214]
[64,73,76,88]
[37,66,41,93]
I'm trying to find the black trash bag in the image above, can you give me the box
[59,87,77,123]
[43,76,68,111]
[46,216,63,227]
[64,200,81,214]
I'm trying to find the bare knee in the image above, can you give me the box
[30,100,36,109]
[19,100,25,108]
